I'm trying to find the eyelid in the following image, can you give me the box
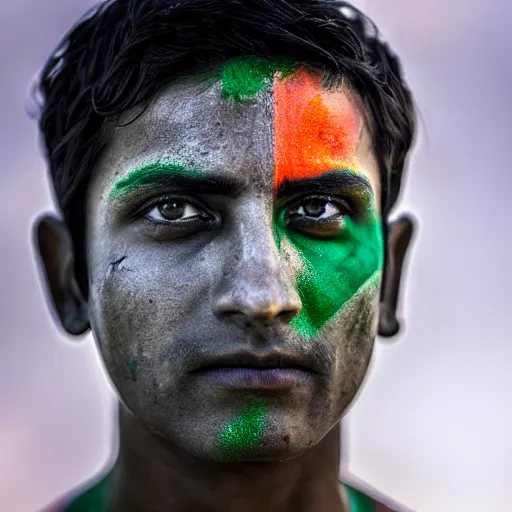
[146,202,202,223]
[284,194,355,217]
[129,193,214,221]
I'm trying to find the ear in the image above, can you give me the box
[33,214,90,336]
[378,214,416,338]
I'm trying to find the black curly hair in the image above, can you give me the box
[34,0,416,289]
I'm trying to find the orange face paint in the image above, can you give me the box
[273,68,361,190]
[271,68,382,339]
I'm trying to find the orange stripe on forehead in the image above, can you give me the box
[273,68,361,189]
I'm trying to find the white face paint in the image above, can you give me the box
[83,69,382,461]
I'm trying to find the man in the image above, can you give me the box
[33,0,416,510]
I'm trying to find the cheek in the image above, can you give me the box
[324,276,381,411]
[276,216,383,338]
[86,247,210,400]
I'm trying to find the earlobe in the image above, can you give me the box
[34,214,90,336]
[378,214,415,338]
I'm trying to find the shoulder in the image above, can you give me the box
[342,474,414,512]
[38,472,111,512]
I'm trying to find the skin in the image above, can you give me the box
[34,61,414,512]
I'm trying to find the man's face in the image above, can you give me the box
[85,62,383,461]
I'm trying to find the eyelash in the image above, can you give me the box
[285,194,355,218]
[132,194,213,222]
[130,192,357,240]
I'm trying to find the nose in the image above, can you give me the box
[214,271,301,325]
[212,216,302,327]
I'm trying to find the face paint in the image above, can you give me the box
[274,69,361,187]
[273,69,383,338]
[206,61,382,451]
[109,162,203,199]
[218,398,268,460]
[210,61,382,340]
[209,56,298,103]
[84,59,383,464]
[129,359,137,382]
[275,202,383,338]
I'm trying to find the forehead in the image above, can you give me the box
[90,68,380,201]
[97,79,274,188]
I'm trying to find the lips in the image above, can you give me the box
[190,351,318,390]
[190,350,319,375]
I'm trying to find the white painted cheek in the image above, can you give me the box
[323,269,381,334]
[278,236,306,279]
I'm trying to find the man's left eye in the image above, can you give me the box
[284,198,351,239]
[288,199,342,220]
[145,200,204,222]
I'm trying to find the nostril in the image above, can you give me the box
[213,274,303,326]
[217,310,253,330]
[214,298,301,326]
[276,309,300,324]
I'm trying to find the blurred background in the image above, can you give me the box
[1,0,511,510]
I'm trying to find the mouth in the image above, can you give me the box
[190,351,318,390]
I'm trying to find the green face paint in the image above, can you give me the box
[109,162,203,199]
[274,188,383,339]
[218,398,268,460]
[206,56,298,103]
[129,359,137,382]
[271,68,383,338]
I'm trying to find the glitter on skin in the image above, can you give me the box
[273,68,361,188]
[107,64,381,458]
[274,195,383,338]
[218,399,268,460]
[272,68,383,338]
[216,56,298,103]
[109,162,203,199]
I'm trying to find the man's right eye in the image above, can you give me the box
[131,195,217,241]
[145,200,206,223]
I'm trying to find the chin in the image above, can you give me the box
[215,415,327,463]
[204,440,310,463]
[137,397,335,464]
[242,442,312,463]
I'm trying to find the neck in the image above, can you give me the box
[108,404,347,512]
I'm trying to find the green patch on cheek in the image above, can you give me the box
[218,399,268,460]
[274,211,384,338]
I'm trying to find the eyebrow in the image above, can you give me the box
[276,169,373,197]
[109,162,242,199]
